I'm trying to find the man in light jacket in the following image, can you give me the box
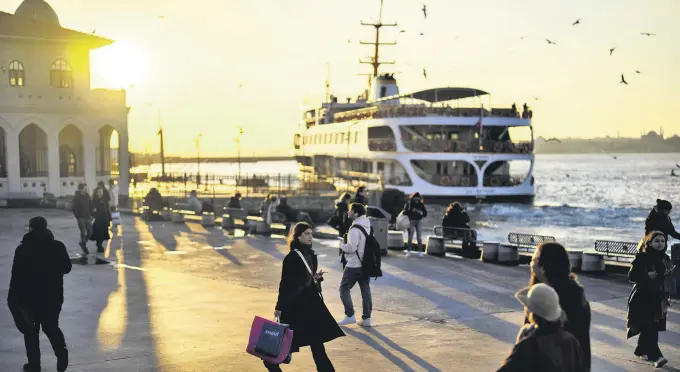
[108,179,119,211]
[337,203,373,327]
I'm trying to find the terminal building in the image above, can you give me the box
[0,0,129,200]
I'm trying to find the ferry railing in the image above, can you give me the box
[401,139,532,154]
[332,104,531,124]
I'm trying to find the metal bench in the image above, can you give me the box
[433,225,480,258]
[507,233,556,255]
[594,240,638,266]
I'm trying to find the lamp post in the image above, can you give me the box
[235,127,244,184]
[195,133,202,186]
[146,103,165,180]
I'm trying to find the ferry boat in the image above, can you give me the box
[292,3,535,203]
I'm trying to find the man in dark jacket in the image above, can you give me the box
[226,193,242,209]
[498,284,585,372]
[645,199,680,240]
[72,183,92,255]
[7,216,71,372]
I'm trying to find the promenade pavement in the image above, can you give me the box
[1,208,679,371]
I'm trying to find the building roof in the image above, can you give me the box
[372,87,489,104]
[14,0,60,26]
[0,8,113,49]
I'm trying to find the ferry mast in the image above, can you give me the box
[360,0,397,78]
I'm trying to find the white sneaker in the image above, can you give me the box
[639,355,649,361]
[358,318,372,327]
[405,251,411,258]
[418,251,424,258]
[654,357,668,368]
[337,316,356,326]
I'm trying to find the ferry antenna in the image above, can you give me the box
[360,0,397,77]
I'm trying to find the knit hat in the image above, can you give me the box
[656,199,672,211]
[515,284,562,322]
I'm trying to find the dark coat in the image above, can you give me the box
[352,194,368,206]
[497,323,586,372]
[90,198,111,242]
[403,200,427,221]
[554,279,592,371]
[72,190,92,219]
[226,197,241,209]
[144,190,164,211]
[626,250,671,338]
[442,209,471,236]
[335,201,350,238]
[7,230,72,311]
[275,243,344,351]
[645,207,680,240]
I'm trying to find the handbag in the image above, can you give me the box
[326,214,341,230]
[294,249,323,298]
[396,211,410,231]
[246,316,293,364]
[111,211,121,226]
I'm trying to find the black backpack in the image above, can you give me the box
[352,225,383,279]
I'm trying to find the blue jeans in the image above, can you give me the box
[339,267,372,319]
[407,219,423,252]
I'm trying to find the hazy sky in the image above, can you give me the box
[2,0,679,156]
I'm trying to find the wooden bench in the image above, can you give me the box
[432,225,480,258]
[507,233,556,256]
[593,240,638,267]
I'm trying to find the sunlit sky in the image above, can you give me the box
[3,0,680,156]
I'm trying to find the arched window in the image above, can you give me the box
[50,59,73,88]
[9,61,24,87]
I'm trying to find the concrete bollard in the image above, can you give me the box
[426,236,446,257]
[388,231,404,250]
[482,242,500,262]
[201,213,216,227]
[498,244,520,265]
[172,211,185,223]
[567,249,583,271]
[221,214,235,229]
[581,251,605,273]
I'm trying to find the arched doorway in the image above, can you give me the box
[58,125,84,177]
[97,126,120,176]
[0,126,6,178]
[19,124,48,177]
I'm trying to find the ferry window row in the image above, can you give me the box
[5,59,74,88]
[302,131,360,146]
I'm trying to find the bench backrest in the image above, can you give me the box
[508,233,556,247]
[434,225,474,238]
[594,240,638,256]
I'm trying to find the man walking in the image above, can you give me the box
[72,183,92,254]
[7,216,72,372]
[337,203,373,327]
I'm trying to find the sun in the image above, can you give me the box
[91,41,149,89]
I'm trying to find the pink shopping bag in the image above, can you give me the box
[247,316,294,364]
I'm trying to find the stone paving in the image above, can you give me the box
[1,208,679,371]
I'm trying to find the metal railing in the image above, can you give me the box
[508,233,556,250]
[594,240,638,256]
[401,139,532,154]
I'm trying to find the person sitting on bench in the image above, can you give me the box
[442,202,477,242]
[187,190,214,215]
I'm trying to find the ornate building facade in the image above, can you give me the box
[0,0,129,199]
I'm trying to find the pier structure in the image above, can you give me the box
[0,0,129,199]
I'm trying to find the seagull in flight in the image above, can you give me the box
[609,47,615,56]
[641,32,656,36]
[672,169,679,177]
[520,36,527,40]
[572,19,580,26]
[91,29,96,35]
[400,29,406,33]
[423,68,428,79]
[533,96,541,101]
[676,164,680,168]
[545,138,561,143]
[237,82,245,89]
[635,70,641,74]
[422,4,427,19]
[620,74,628,85]
[420,32,424,36]
[546,39,556,45]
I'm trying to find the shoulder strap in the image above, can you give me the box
[293,250,314,276]
[352,224,372,237]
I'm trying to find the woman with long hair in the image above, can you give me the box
[529,242,591,371]
[90,187,111,253]
[402,192,427,257]
[627,231,673,368]
[268,223,344,371]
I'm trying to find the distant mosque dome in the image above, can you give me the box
[14,0,60,26]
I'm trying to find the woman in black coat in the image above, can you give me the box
[627,231,673,368]
[268,223,344,372]
[90,188,111,252]
[529,242,591,371]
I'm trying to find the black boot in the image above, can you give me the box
[57,350,68,372]
[23,363,41,372]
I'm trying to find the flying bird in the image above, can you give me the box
[572,19,580,26]
[420,32,424,36]
[400,29,406,33]
[546,39,556,45]
[422,4,427,19]
[423,68,428,79]
[609,47,615,56]
[635,70,641,74]
[520,36,527,40]
[545,138,561,143]
[91,29,96,35]
[347,39,351,44]
[672,169,679,177]
[641,32,656,36]
[237,82,245,89]
[676,164,680,168]
[620,74,628,85]
[533,96,541,101]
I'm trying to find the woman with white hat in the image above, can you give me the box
[497,284,586,372]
